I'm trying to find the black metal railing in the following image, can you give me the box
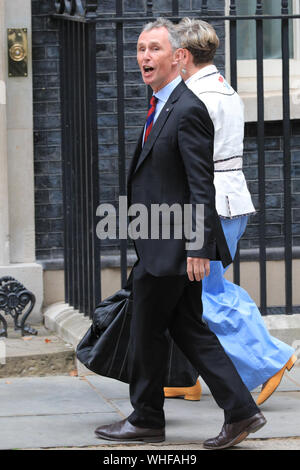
[52,0,300,318]
[56,0,100,318]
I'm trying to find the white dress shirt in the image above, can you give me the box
[186,65,255,219]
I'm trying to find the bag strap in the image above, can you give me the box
[124,268,133,290]
[123,259,139,292]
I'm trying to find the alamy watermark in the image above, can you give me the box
[0,340,6,365]
[96,196,205,251]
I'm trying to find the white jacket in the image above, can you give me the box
[186,65,255,219]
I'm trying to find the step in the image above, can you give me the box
[0,325,76,378]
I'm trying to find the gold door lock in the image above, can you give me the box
[7,28,28,77]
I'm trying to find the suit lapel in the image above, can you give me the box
[127,128,143,186]
[132,81,187,176]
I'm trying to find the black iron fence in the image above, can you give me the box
[52,0,300,318]
[57,1,100,318]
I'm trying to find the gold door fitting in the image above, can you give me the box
[7,28,28,77]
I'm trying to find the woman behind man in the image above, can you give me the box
[164,18,296,405]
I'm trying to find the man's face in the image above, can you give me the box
[137,27,179,93]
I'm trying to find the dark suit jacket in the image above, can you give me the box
[127,80,232,277]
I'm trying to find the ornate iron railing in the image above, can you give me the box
[0,277,37,337]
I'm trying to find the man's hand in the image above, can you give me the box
[187,257,210,282]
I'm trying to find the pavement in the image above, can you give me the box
[0,327,300,450]
[0,326,76,378]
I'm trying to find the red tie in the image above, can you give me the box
[143,96,158,145]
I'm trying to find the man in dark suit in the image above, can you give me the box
[95,18,266,450]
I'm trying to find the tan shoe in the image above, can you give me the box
[164,379,202,401]
[256,354,297,406]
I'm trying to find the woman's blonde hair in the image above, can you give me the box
[176,17,219,64]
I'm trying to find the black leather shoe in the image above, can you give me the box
[203,412,267,450]
[95,418,165,443]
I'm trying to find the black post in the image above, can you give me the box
[201,0,208,15]
[229,0,240,285]
[72,20,81,311]
[146,0,153,17]
[78,21,87,314]
[85,21,101,317]
[59,18,71,305]
[281,0,292,313]
[256,0,267,314]
[80,22,93,316]
[67,19,76,308]
[172,0,179,17]
[229,0,237,92]
[116,0,128,288]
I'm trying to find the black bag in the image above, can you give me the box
[76,273,133,383]
[76,270,198,386]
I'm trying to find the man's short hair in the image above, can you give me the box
[176,17,219,64]
[142,17,181,51]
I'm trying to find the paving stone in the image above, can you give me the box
[0,413,119,450]
[0,376,115,416]
[0,372,300,449]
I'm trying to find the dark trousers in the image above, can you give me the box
[128,265,259,429]
[165,333,198,387]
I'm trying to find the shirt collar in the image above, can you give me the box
[185,64,218,86]
[154,75,182,103]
